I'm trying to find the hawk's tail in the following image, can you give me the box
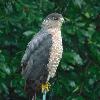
[25,80,37,100]
[32,93,36,100]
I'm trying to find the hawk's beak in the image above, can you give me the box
[60,17,64,23]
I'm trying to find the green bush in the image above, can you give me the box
[0,0,100,100]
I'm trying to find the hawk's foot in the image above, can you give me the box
[41,82,51,93]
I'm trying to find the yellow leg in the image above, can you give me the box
[41,82,51,93]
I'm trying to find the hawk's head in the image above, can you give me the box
[42,13,64,29]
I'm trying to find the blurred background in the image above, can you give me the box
[0,0,100,100]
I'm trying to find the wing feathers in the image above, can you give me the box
[21,31,52,81]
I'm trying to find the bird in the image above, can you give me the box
[21,13,64,100]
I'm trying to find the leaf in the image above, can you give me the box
[74,53,83,65]
[0,83,9,94]
[88,78,94,85]
[73,0,83,8]
[73,86,79,93]
[84,12,90,18]
[69,80,76,87]
[0,54,5,63]
[23,31,34,36]
[63,52,83,65]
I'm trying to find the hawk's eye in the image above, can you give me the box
[52,17,58,20]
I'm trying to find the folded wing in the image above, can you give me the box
[21,31,52,82]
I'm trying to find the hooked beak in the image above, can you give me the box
[60,17,64,23]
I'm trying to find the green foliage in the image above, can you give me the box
[0,0,100,99]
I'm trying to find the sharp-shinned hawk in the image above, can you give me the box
[21,13,64,99]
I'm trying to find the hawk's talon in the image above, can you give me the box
[41,82,51,93]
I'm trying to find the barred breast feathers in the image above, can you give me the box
[47,28,63,79]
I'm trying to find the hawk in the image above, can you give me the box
[21,13,64,99]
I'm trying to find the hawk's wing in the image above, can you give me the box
[21,31,52,81]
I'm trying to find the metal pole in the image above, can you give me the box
[43,91,47,100]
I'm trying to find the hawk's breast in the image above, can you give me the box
[47,28,63,78]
